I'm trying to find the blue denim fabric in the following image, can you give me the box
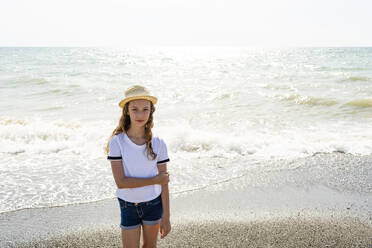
[117,194,163,230]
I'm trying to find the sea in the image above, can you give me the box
[0,47,371,213]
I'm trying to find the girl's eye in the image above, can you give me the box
[132,109,149,111]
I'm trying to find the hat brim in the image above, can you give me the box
[119,96,158,108]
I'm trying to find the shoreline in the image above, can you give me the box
[1,153,371,247]
[2,184,371,247]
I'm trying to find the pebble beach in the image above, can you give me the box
[1,153,371,248]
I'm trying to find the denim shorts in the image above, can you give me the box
[117,194,163,230]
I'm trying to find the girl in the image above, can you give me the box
[105,85,171,248]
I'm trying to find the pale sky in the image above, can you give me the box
[1,0,371,47]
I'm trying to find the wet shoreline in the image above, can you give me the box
[1,153,371,247]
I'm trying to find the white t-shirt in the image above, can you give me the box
[107,132,170,203]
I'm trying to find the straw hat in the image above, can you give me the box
[118,85,158,108]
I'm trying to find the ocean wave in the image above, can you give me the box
[345,99,372,108]
[37,106,65,111]
[339,76,371,82]
[315,66,370,72]
[0,116,82,155]
[214,92,235,100]
[0,116,81,129]
[10,77,50,86]
[158,121,372,162]
[0,116,28,126]
[28,89,62,96]
[278,93,339,106]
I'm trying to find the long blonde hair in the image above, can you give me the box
[105,101,157,160]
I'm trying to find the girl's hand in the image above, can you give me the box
[160,217,171,239]
[156,172,170,185]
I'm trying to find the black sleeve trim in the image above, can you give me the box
[157,158,170,164]
[107,156,122,160]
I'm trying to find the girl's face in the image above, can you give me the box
[128,99,151,127]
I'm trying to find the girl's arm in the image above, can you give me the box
[158,163,171,239]
[111,160,169,188]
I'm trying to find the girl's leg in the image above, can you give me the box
[142,223,160,248]
[121,226,141,248]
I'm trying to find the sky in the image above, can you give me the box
[1,0,372,47]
